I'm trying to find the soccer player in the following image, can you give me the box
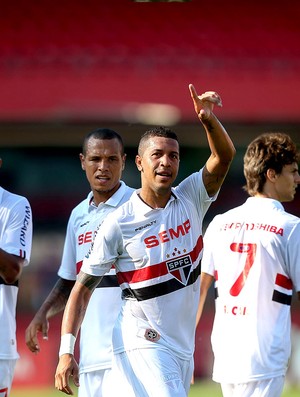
[198,132,300,397]
[0,157,33,395]
[25,129,134,397]
[55,84,235,396]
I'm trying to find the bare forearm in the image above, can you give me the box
[201,114,235,196]
[38,278,75,319]
[202,113,236,168]
[197,273,214,326]
[61,271,102,337]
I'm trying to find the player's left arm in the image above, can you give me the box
[189,84,236,197]
[55,271,102,395]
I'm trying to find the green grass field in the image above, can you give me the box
[10,380,300,397]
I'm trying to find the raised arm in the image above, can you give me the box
[54,271,102,395]
[25,278,75,353]
[189,83,236,197]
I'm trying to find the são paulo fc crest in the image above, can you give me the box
[145,328,160,342]
[166,253,192,285]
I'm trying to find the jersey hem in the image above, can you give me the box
[212,370,287,384]
[79,362,112,374]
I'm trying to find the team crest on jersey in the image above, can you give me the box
[166,253,192,285]
[144,328,160,342]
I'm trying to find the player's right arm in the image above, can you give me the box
[0,197,32,283]
[25,278,75,353]
[55,271,102,395]
[196,272,214,327]
[0,249,25,284]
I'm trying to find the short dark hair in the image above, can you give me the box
[243,132,299,196]
[82,128,124,155]
[138,126,179,156]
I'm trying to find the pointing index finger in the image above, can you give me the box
[189,83,199,100]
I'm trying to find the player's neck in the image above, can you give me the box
[138,189,171,209]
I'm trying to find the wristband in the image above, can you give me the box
[59,333,76,356]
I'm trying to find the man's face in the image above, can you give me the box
[80,137,125,204]
[273,162,300,202]
[136,136,180,194]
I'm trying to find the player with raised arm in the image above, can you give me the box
[55,84,235,396]
[198,132,300,397]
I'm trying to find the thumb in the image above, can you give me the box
[199,108,211,121]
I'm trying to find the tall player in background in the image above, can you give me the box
[198,132,300,397]
[0,157,33,395]
[54,84,235,397]
[25,129,134,397]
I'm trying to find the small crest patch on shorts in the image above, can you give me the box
[144,328,160,342]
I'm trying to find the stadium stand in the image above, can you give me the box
[1,0,300,122]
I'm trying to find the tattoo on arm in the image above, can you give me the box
[77,271,102,292]
[41,278,75,318]
[203,167,224,192]
[203,119,215,133]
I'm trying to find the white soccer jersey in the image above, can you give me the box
[58,181,134,373]
[83,169,217,360]
[201,197,300,383]
[0,187,32,359]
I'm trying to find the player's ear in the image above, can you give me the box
[79,153,85,171]
[122,154,127,171]
[135,155,143,172]
[266,168,276,182]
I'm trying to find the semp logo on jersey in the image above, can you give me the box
[166,254,192,285]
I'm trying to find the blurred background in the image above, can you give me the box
[1,0,300,390]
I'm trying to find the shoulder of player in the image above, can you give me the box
[103,197,135,224]
[68,196,90,219]
[2,188,31,210]
[120,185,135,203]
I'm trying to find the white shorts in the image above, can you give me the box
[79,368,112,397]
[0,359,17,396]
[220,376,285,397]
[112,347,194,397]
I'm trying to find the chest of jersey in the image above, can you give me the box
[116,199,203,291]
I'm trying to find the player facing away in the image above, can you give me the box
[54,83,235,397]
[25,129,134,397]
[0,157,33,395]
[198,132,300,397]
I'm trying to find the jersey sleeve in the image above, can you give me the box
[201,218,217,276]
[286,222,300,292]
[2,196,32,265]
[82,214,122,277]
[58,214,77,280]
